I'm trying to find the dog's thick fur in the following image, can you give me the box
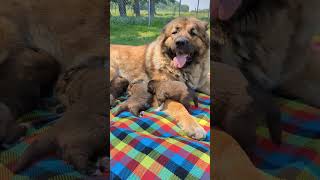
[13,61,108,174]
[110,17,210,139]
[211,0,320,107]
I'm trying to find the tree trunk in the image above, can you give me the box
[150,0,155,17]
[118,0,127,17]
[134,0,140,17]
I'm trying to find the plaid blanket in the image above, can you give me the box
[252,99,320,179]
[0,110,107,180]
[110,93,210,179]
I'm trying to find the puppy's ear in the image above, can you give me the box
[147,80,156,94]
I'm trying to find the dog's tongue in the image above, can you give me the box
[172,55,187,68]
[212,0,242,20]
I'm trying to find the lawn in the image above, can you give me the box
[110,11,209,46]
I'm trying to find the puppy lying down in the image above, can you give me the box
[147,80,198,112]
[0,47,60,147]
[113,80,152,117]
[213,62,282,153]
[13,60,108,174]
[110,76,129,107]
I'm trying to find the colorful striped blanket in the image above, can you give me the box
[110,93,210,179]
[252,99,320,179]
[2,95,319,179]
[0,111,107,179]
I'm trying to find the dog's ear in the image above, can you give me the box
[158,18,175,43]
[158,25,169,43]
[202,21,209,32]
[195,19,209,32]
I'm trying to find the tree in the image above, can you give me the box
[117,0,127,17]
[150,0,155,17]
[133,0,140,16]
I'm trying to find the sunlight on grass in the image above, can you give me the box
[137,31,159,38]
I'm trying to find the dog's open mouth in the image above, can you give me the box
[171,53,192,69]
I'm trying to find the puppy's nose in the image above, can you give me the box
[175,37,189,47]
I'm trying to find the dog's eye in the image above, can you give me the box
[172,31,178,35]
[190,29,197,36]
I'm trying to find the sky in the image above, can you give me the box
[177,0,210,11]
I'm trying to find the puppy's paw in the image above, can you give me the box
[178,120,206,140]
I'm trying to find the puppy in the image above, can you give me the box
[113,81,152,117]
[13,60,107,174]
[147,80,198,112]
[213,62,281,153]
[0,48,60,146]
[110,76,129,107]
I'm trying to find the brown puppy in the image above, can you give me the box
[147,80,198,113]
[211,0,320,107]
[110,76,129,107]
[0,48,59,146]
[13,61,107,174]
[213,62,281,153]
[113,81,152,117]
[110,17,209,139]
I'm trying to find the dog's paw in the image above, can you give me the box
[178,120,206,140]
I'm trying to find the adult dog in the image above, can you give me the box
[211,0,320,107]
[110,17,210,140]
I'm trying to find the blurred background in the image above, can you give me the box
[110,0,210,45]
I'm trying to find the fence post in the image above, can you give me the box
[178,0,181,16]
[148,0,151,26]
[196,0,199,17]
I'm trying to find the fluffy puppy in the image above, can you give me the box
[110,76,129,107]
[147,80,198,112]
[0,48,60,146]
[213,62,281,152]
[113,81,152,117]
[13,61,107,174]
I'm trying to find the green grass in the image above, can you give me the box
[110,11,209,46]
[110,17,168,45]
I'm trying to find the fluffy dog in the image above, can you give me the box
[110,17,209,139]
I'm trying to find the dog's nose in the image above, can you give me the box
[175,37,189,47]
